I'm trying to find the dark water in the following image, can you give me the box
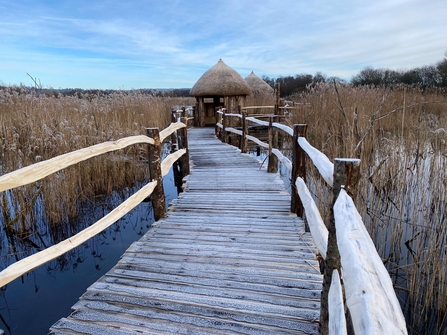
[0,168,178,335]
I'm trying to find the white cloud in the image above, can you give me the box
[1,0,446,88]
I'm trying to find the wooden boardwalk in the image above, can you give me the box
[49,127,322,335]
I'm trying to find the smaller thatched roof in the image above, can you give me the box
[244,71,274,96]
[190,59,252,97]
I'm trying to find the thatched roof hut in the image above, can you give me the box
[190,59,252,126]
[190,59,251,97]
[244,71,274,96]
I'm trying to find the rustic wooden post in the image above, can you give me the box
[179,117,190,177]
[146,128,166,221]
[291,124,307,217]
[170,111,178,153]
[215,107,220,137]
[221,109,227,143]
[319,158,361,335]
[267,116,278,173]
[240,110,247,153]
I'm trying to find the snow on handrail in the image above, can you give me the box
[298,137,334,187]
[216,123,223,129]
[329,270,347,335]
[272,149,292,171]
[272,123,293,137]
[246,135,269,149]
[226,127,243,136]
[246,117,269,127]
[225,113,241,118]
[335,190,408,335]
[295,177,328,258]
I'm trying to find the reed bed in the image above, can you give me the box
[288,83,447,334]
[0,86,194,234]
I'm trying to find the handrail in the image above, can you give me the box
[0,121,190,289]
[298,137,334,187]
[0,181,157,288]
[216,108,408,335]
[0,135,155,193]
[160,121,186,143]
[334,189,407,334]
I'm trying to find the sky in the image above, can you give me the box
[1,0,446,90]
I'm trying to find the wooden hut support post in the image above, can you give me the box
[267,117,278,173]
[291,124,307,217]
[319,158,361,335]
[146,128,166,221]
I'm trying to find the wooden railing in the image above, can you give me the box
[216,107,408,335]
[0,119,190,289]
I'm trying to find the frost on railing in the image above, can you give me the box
[335,189,408,335]
[272,149,292,171]
[297,137,334,187]
[329,270,347,335]
[295,177,328,258]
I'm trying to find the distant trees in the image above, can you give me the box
[352,51,447,88]
[261,72,351,97]
[437,52,447,87]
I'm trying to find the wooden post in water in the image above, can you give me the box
[240,110,247,153]
[170,111,178,153]
[291,124,307,217]
[146,128,166,221]
[267,116,278,173]
[179,117,190,178]
[319,158,360,335]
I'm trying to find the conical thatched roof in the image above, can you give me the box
[190,59,252,97]
[244,71,274,96]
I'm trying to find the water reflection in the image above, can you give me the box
[0,167,179,335]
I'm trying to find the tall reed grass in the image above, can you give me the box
[288,83,447,334]
[0,86,194,230]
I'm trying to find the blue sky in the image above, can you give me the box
[1,0,446,89]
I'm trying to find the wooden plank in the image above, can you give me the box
[49,127,322,335]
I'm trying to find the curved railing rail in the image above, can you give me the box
[216,107,407,335]
[0,120,190,289]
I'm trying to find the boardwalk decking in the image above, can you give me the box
[49,127,322,335]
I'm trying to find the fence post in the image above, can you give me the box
[240,110,247,153]
[221,109,227,143]
[146,127,166,221]
[215,107,220,137]
[320,158,361,335]
[267,116,278,173]
[179,117,190,178]
[291,124,307,217]
[170,110,178,153]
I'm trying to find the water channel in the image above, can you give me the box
[0,168,178,335]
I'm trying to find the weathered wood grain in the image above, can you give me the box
[50,127,322,335]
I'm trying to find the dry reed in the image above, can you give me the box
[0,86,194,230]
[288,83,447,334]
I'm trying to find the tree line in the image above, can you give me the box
[262,52,447,97]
